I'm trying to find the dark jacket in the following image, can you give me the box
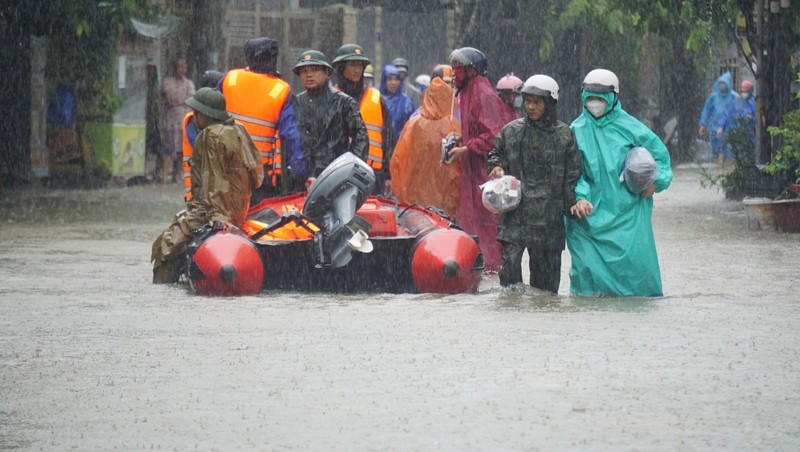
[488,102,582,250]
[335,73,396,190]
[295,82,369,178]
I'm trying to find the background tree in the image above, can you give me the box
[185,0,226,85]
[618,0,799,165]
[452,1,650,143]
[0,0,153,188]
[728,0,799,165]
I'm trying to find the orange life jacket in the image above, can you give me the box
[241,204,320,241]
[359,87,385,171]
[181,112,194,202]
[223,70,290,187]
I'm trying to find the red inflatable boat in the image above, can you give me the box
[185,153,483,296]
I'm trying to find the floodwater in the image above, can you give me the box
[1,165,798,451]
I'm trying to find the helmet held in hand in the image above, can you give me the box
[481,175,522,214]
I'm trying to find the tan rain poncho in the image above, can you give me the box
[151,119,263,273]
[389,77,461,216]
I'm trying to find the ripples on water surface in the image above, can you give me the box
[1,167,798,450]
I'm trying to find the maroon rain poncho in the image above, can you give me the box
[457,75,517,272]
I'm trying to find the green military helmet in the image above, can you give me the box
[185,87,231,121]
[293,50,333,76]
[332,44,371,66]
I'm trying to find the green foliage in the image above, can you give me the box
[45,1,157,118]
[552,0,632,34]
[764,72,800,183]
[700,119,757,200]
[765,114,800,184]
[538,0,636,60]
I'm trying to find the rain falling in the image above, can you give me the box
[1,1,799,450]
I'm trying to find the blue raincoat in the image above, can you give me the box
[566,90,673,297]
[699,72,739,159]
[380,64,415,137]
[718,94,756,144]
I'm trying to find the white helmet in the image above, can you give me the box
[415,74,431,87]
[520,74,559,101]
[582,69,619,93]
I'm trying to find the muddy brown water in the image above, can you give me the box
[1,165,798,450]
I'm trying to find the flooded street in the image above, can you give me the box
[1,165,799,450]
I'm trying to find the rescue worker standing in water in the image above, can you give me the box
[220,37,304,202]
[332,44,395,195]
[152,88,263,284]
[488,75,582,292]
[293,50,368,190]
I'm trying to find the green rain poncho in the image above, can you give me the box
[566,91,672,297]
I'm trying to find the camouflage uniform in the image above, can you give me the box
[487,104,582,292]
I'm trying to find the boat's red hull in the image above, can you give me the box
[186,194,483,296]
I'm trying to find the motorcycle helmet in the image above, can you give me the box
[390,57,409,74]
[448,47,487,76]
[582,68,620,93]
[619,147,657,193]
[431,64,454,83]
[496,73,523,92]
[480,175,521,214]
[520,74,559,101]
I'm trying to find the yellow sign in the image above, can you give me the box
[111,124,146,176]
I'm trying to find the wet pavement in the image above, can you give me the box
[1,165,798,450]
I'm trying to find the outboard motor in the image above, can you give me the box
[303,153,376,268]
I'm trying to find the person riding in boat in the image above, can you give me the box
[220,37,304,201]
[151,88,263,284]
[331,44,395,195]
[181,70,224,205]
[293,50,368,191]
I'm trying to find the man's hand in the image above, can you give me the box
[305,177,317,191]
[698,126,707,138]
[488,166,504,179]
[570,200,593,219]
[640,184,656,198]
[716,127,724,139]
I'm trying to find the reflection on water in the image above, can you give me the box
[489,283,659,313]
[1,167,799,450]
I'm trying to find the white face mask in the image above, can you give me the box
[741,92,751,100]
[585,99,608,118]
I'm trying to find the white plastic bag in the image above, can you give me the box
[480,175,521,214]
[620,146,657,193]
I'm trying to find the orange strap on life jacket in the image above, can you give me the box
[223,70,289,187]
[359,87,384,171]
[182,112,194,202]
